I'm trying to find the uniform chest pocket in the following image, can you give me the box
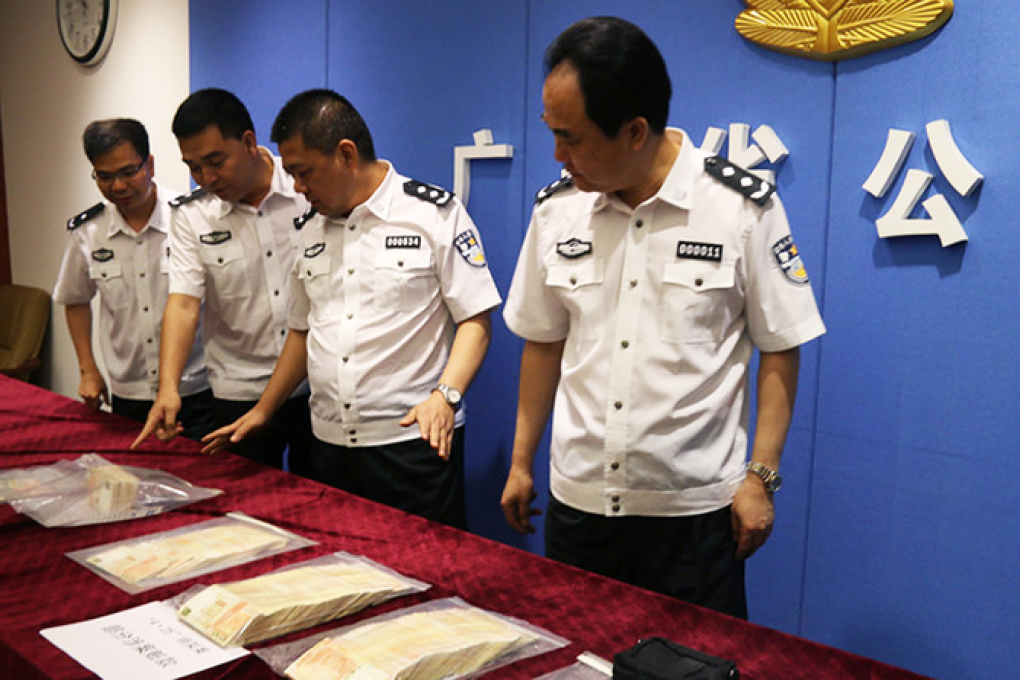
[297,254,333,300]
[547,259,605,341]
[661,261,739,344]
[199,243,249,300]
[373,249,434,310]
[89,262,131,310]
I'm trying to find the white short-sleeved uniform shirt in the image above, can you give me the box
[168,151,307,400]
[288,164,502,447]
[504,130,826,518]
[53,184,209,400]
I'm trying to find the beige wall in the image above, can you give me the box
[0,0,189,398]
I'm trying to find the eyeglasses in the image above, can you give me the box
[92,160,147,184]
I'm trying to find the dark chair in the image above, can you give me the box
[0,283,51,381]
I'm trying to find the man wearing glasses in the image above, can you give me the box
[54,118,214,439]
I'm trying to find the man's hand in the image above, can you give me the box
[501,465,541,534]
[731,474,775,559]
[130,391,183,449]
[400,390,455,460]
[78,369,109,411]
[200,407,270,455]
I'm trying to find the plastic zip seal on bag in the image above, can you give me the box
[66,511,317,594]
[535,653,613,680]
[254,596,570,680]
[4,453,222,527]
[170,551,431,647]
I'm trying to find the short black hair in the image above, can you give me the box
[171,88,254,141]
[82,119,150,163]
[271,89,376,162]
[544,16,671,137]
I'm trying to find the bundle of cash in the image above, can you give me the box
[87,464,139,513]
[86,523,289,585]
[178,559,420,646]
[284,606,536,680]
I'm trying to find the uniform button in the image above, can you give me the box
[397,261,404,267]
[348,268,354,275]
[612,504,621,512]
[350,438,358,444]
[136,239,142,245]
[635,219,644,228]
[151,369,157,376]
[610,461,620,470]
[280,329,286,336]
[347,313,353,319]
[348,429,357,435]
[614,401,623,410]
[257,211,263,217]
[143,306,149,312]
[139,272,145,278]
[344,403,351,409]
[342,356,349,363]
[218,257,224,264]
[306,270,312,276]
[349,225,355,231]
[695,278,704,287]
[629,279,638,288]
[621,340,629,348]
[146,338,153,344]
[101,273,107,278]
[273,290,280,296]
[266,250,273,257]
[569,276,577,285]
[612,495,621,502]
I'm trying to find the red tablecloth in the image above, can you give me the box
[0,375,932,680]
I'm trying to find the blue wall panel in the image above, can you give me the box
[188,1,1020,677]
[190,0,328,148]
[807,2,1020,677]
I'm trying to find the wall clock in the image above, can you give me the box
[57,0,118,66]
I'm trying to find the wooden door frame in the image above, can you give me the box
[0,100,10,286]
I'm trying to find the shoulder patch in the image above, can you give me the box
[169,187,207,209]
[535,175,573,205]
[294,207,317,230]
[704,156,775,207]
[404,179,453,207]
[67,203,104,231]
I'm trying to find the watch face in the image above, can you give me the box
[57,0,113,64]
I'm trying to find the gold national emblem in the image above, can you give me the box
[735,0,954,61]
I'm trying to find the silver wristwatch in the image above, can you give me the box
[747,461,782,493]
[434,383,462,411]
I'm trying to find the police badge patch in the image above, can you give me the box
[556,238,592,259]
[199,230,232,245]
[454,229,486,267]
[771,235,809,284]
[304,243,325,259]
[91,248,114,262]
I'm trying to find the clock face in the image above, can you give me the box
[57,0,113,64]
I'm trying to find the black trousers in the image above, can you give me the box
[112,389,216,442]
[545,496,748,619]
[308,426,467,530]
[211,395,313,477]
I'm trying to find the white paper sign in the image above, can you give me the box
[40,601,249,680]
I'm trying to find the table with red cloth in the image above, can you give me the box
[0,375,931,680]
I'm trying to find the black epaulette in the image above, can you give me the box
[169,187,207,209]
[294,207,318,230]
[404,179,453,208]
[704,156,775,207]
[535,175,573,205]
[67,202,104,231]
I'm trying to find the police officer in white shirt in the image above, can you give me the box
[54,119,213,439]
[501,17,826,618]
[132,90,313,475]
[202,89,501,528]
